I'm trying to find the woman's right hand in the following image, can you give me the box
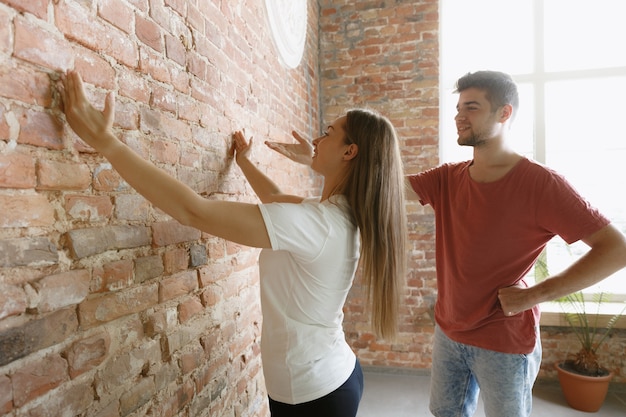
[265,130,313,166]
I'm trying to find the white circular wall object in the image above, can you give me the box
[264,0,307,68]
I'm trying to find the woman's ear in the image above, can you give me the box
[343,143,358,160]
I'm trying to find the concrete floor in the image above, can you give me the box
[357,368,626,417]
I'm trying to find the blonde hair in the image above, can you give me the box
[340,109,407,340]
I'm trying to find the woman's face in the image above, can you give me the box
[310,116,352,176]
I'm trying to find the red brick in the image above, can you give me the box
[16,107,64,150]
[178,296,204,323]
[0,307,78,367]
[151,138,179,164]
[0,284,27,320]
[12,354,69,407]
[74,50,116,91]
[135,13,162,52]
[37,160,91,191]
[187,51,207,79]
[0,374,11,414]
[78,283,158,328]
[66,225,151,258]
[144,307,177,337]
[14,16,73,71]
[101,259,134,291]
[176,95,202,124]
[117,68,151,103]
[96,339,160,395]
[35,269,90,313]
[0,106,9,141]
[184,3,204,33]
[139,48,170,83]
[3,0,47,19]
[0,8,11,55]
[119,376,155,415]
[156,111,191,142]
[152,220,202,247]
[0,237,58,267]
[158,270,198,302]
[163,247,188,274]
[114,194,150,222]
[114,101,141,131]
[146,0,170,29]
[99,0,134,34]
[64,194,113,222]
[0,65,52,106]
[65,331,111,378]
[200,285,220,307]
[150,84,178,115]
[0,151,37,189]
[55,1,138,68]
[165,33,187,67]
[169,65,191,94]
[134,255,165,284]
[180,342,205,375]
[179,146,201,168]
[127,0,149,13]
[21,381,93,417]
[0,194,54,228]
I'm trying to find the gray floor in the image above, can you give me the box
[357,368,626,417]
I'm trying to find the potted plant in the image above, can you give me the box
[554,291,626,412]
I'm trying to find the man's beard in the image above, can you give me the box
[457,131,486,147]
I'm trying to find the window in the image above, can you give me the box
[440,0,626,300]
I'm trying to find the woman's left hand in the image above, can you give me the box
[60,70,118,153]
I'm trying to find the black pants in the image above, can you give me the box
[268,359,364,417]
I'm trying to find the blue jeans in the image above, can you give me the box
[429,326,542,417]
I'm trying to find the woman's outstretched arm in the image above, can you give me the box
[233,131,304,204]
[60,70,270,248]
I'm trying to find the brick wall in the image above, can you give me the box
[1,0,625,416]
[0,0,320,415]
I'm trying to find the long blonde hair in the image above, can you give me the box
[340,109,407,340]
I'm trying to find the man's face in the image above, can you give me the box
[455,88,502,147]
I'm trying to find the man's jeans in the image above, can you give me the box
[429,326,542,417]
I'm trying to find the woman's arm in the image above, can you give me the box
[60,70,271,248]
[264,130,314,166]
[233,131,304,204]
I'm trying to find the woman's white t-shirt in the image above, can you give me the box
[257,195,359,404]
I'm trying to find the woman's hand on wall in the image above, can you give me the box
[59,70,119,155]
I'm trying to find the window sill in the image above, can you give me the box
[539,302,626,329]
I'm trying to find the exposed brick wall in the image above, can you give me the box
[2,0,625,416]
[0,0,320,415]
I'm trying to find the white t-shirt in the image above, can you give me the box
[257,195,359,404]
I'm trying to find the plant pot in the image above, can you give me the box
[555,362,614,412]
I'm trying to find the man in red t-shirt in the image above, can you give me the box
[406,70,626,417]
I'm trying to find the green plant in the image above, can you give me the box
[558,291,626,377]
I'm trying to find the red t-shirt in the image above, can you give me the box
[409,158,609,353]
